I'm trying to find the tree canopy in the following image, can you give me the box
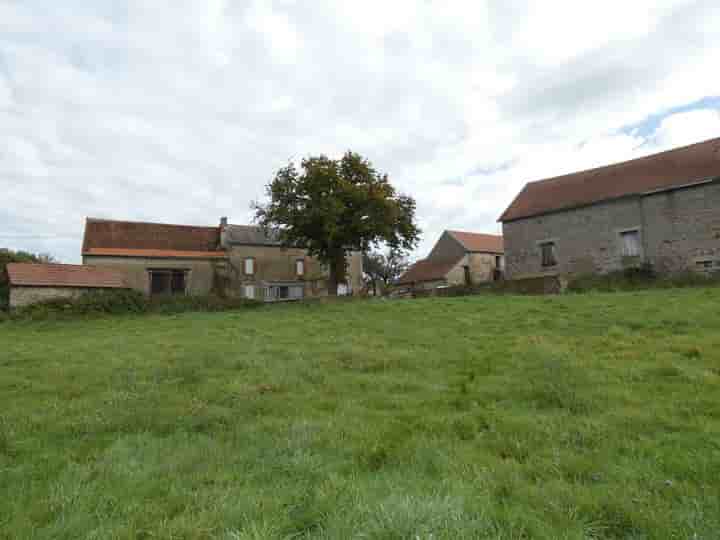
[363,247,410,296]
[253,152,420,294]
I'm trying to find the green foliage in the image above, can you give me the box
[5,289,262,321]
[1,289,720,537]
[568,265,720,293]
[253,152,420,293]
[363,247,409,295]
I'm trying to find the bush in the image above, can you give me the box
[7,289,262,321]
[567,264,720,293]
[147,294,262,315]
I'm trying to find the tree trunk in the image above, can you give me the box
[327,249,346,296]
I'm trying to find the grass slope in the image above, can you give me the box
[1,290,719,539]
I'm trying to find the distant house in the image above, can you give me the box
[6,263,128,308]
[82,217,363,301]
[397,230,504,290]
[499,137,720,279]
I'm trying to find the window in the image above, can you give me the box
[540,242,557,267]
[495,255,503,269]
[244,285,255,299]
[463,265,472,285]
[244,257,255,275]
[620,230,641,257]
[696,260,719,276]
[296,259,305,277]
[149,269,187,296]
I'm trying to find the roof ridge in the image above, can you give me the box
[85,217,219,230]
[526,136,720,187]
[447,230,501,237]
[7,262,87,268]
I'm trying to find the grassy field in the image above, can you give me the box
[1,289,719,539]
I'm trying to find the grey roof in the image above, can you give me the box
[224,225,281,246]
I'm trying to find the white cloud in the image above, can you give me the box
[651,109,720,149]
[0,0,719,262]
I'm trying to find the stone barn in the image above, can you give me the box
[500,137,720,279]
[6,263,129,308]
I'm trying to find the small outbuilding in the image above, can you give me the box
[397,230,504,292]
[6,263,128,309]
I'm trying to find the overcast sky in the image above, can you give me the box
[2,0,719,263]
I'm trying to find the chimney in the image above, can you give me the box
[219,217,229,249]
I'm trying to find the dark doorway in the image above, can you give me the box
[150,270,187,295]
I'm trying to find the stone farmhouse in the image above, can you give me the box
[81,217,363,301]
[397,230,504,290]
[500,137,720,280]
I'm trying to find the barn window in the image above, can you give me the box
[149,269,187,295]
[620,229,641,257]
[244,257,255,275]
[540,242,557,267]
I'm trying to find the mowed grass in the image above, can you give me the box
[1,289,719,539]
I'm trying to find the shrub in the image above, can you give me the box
[8,289,262,321]
[567,264,720,293]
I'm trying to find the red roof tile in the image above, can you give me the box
[7,263,128,288]
[397,257,461,285]
[447,231,504,253]
[500,137,720,222]
[82,218,221,255]
[83,248,227,259]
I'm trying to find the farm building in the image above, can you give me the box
[397,230,504,291]
[6,263,128,308]
[500,137,720,279]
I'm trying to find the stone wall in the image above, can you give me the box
[642,182,720,273]
[84,249,364,299]
[427,232,466,261]
[226,246,363,297]
[503,181,720,279]
[10,286,95,308]
[82,256,217,295]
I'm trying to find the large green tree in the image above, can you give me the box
[253,152,420,295]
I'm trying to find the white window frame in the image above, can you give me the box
[243,284,255,299]
[244,257,255,276]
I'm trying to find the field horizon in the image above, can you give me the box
[2,289,719,539]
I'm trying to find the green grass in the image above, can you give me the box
[1,289,719,539]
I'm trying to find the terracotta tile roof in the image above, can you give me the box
[447,230,504,253]
[6,263,128,288]
[397,257,461,285]
[82,218,221,255]
[500,137,720,222]
[83,248,227,259]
